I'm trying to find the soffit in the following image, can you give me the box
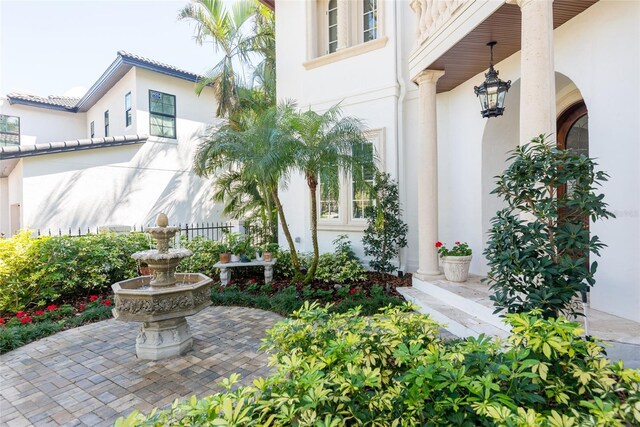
[433,0,599,93]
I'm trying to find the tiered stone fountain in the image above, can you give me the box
[112,213,213,360]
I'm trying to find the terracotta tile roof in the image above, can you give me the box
[117,51,204,81]
[7,51,205,113]
[0,135,148,160]
[6,93,80,110]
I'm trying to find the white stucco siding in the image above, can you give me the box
[277,0,639,320]
[275,0,307,102]
[20,139,226,232]
[86,68,137,138]
[135,68,217,141]
[0,178,8,235]
[0,98,86,145]
[552,1,640,321]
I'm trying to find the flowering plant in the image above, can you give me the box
[435,241,472,257]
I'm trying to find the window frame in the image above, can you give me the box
[0,114,20,146]
[327,0,338,54]
[104,110,109,137]
[317,128,386,231]
[148,90,176,139]
[361,0,378,44]
[125,92,132,128]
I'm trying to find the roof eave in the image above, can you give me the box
[7,97,77,112]
[0,135,148,160]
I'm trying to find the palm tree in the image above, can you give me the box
[289,104,374,283]
[194,103,303,272]
[178,0,255,117]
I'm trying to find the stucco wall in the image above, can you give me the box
[86,68,137,138]
[0,98,86,145]
[276,0,639,321]
[14,68,226,233]
[434,0,640,321]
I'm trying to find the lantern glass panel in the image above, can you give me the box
[497,88,507,108]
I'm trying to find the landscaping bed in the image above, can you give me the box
[0,295,114,354]
[211,271,410,316]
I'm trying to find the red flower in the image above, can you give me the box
[78,304,86,312]
[46,304,57,311]
[435,241,443,248]
[249,279,256,284]
[16,311,26,318]
[35,310,45,316]
[20,316,33,324]
[89,295,99,302]
[102,300,112,307]
[0,318,5,325]
[349,288,356,295]
[455,241,460,245]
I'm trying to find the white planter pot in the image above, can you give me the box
[230,254,240,262]
[443,255,472,282]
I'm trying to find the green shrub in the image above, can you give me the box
[0,299,113,354]
[0,231,150,313]
[117,305,640,426]
[485,136,614,318]
[177,236,226,277]
[362,171,408,273]
[315,235,366,283]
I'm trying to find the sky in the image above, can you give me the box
[0,0,223,97]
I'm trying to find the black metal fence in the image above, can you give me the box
[36,222,233,242]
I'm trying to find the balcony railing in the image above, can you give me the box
[410,0,466,45]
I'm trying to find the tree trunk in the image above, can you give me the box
[305,173,319,285]
[270,185,302,273]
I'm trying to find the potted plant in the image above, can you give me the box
[436,241,472,282]
[218,243,231,264]
[138,262,152,276]
[262,242,278,262]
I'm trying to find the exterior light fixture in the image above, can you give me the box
[474,41,511,118]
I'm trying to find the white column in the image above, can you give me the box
[337,0,350,51]
[515,0,556,144]
[414,69,445,280]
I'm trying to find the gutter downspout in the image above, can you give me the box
[394,0,408,275]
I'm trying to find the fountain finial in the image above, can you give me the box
[157,213,169,228]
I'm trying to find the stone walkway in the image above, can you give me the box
[0,306,283,427]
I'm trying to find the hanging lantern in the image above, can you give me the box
[474,41,511,118]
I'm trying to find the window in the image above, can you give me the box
[306,0,385,68]
[317,128,385,230]
[0,114,20,146]
[363,0,378,42]
[149,90,176,138]
[125,92,132,127]
[319,181,340,220]
[90,121,95,138]
[104,110,109,137]
[327,0,338,54]
[351,140,375,219]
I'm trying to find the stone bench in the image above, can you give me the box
[212,259,277,286]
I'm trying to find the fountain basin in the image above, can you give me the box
[112,273,212,323]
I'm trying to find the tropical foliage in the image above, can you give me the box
[194,103,301,269]
[178,0,273,118]
[363,172,408,273]
[117,304,640,426]
[485,135,614,318]
[287,104,374,283]
[0,231,150,313]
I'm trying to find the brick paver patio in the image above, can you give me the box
[0,306,283,426]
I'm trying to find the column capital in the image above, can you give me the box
[414,69,445,86]
[506,0,553,9]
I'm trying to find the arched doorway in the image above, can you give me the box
[556,100,589,265]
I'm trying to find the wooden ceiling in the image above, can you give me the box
[433,0,599,93]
